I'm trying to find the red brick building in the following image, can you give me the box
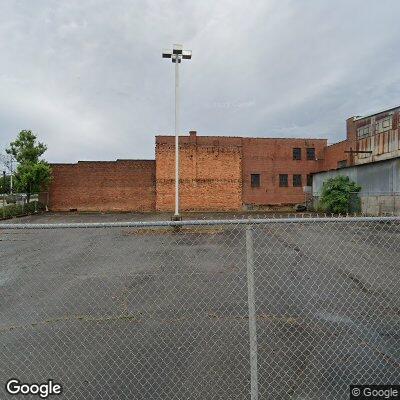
[156,133,242,211]
[241,137,326,207]
[45,106,400,212]
[47,160,155,212]
[155,133,327,210]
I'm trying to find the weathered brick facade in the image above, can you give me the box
[48,160,155,211]
[46,134,347,212]
[155,133,242,211]
[321,139,351,171]
[154,133,330,209]
[241,137,327,206]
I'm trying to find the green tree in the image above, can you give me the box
[6,130,51,202]
[0,174,11,194]
[320,175,361,214]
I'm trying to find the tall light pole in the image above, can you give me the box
[9,155,14,194]
[0,154,14,194]
[162,44,192,219]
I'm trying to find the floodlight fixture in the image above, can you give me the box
[173,43,183,54]
[182,50,192,60]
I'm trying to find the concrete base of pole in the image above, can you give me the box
[171,215,182,221]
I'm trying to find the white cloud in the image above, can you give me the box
[0,0,399,162]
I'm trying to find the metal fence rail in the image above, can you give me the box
[1,192,48,219]
[0,217,399,399]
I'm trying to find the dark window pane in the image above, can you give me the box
[307,174,313,187]
[293,174,302,187]
[279,174,288,187]
[306,148,315,160]
[251,174,260,187]
[293,148,301,160]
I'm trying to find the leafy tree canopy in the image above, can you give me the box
[6,130,47,163]
[5,130,51,201]
[0,174,11,194]
[320,175,361,214]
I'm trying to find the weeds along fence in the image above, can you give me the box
[0,217,399,399]
[0,192,48,219]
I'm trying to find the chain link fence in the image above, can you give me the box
[0,217,399,399]
[1,192,49,219]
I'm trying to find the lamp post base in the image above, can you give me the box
[171,214,182,221]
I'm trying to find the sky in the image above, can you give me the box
[0,0,399,163]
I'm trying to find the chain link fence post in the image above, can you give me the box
[246,224,259,400]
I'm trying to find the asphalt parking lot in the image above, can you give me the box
[0,213,399,399]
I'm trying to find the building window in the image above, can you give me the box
[293,174,302,187]
[279,174,288,187]
[376,116,392,134]
[293,148,301,160]
[357,125,370,138]
[306,148,316,160]
[251,174,260,188]
[337,160,347,169]
[307,174,313,187]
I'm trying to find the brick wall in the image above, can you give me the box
[322,140,351,171]
[156,134,328,209]
[242,138,327,206]
[46,128,376,212]
[48,160,156,211]
[155,133,242,211]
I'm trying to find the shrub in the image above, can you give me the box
[0,200,45,219]
[320,176,361,214]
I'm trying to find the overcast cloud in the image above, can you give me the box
[0,0,399,163]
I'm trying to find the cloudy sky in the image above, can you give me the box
[0,0,399,163]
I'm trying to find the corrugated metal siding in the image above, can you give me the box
[313,157,400,196]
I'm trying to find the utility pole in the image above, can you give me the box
[1,154,14,194]
[2,171,5,216]
[10,156,13,194]
[162,44,192,220]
